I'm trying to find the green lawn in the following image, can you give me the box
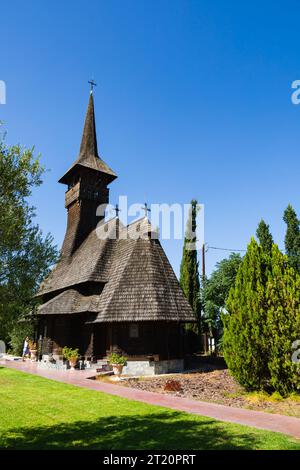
[0,367,299,450]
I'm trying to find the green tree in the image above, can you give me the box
[222,239,269,390]
[0,131,58,352]
[180,200,200,334]
[256,219,273,254]
[265,246,300,395]
[283,204,300,271]
[222,238,300,394]
[202,253,242,339]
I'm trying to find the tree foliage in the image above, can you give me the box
[283,204,300,272]
[0,132,58,352]
[180,200,200,312]
[202,253,242,338]
[256,219,273,254]
[180,200,200,337]
[222,238,300,395]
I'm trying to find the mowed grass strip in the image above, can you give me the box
[0,367,299,450]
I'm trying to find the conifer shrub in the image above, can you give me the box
[222,239,300,395]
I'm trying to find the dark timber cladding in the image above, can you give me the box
[36,90,196,360]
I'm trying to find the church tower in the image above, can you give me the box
[58,91,117,257]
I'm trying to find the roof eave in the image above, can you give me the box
[58,162,117,185]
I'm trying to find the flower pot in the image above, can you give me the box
[69,358,78,370]
[112,364,124,376]
[30,349,37,361]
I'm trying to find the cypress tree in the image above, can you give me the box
[256,219,273,254]
[283,204,300,271]
[180,200,200,326]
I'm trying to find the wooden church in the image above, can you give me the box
[36,90,196,368]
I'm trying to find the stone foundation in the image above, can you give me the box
[122,359,184,376]
[37,356,185,376]
[38,355,68,370]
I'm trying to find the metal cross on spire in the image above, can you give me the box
[113,204,121,218]
[141,203,151,218]
[88,79,97,93]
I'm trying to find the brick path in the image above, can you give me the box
[1,359,300,439]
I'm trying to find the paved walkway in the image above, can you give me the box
[1,359,300,439]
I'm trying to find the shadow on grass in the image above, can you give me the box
[0,411,264,450]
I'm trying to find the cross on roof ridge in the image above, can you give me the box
[142,203,151,218]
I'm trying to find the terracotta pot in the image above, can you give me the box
[30,350,37,361]
[69,358,78,370]
[112,364,124,376]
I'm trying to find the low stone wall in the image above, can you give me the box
[154,359,184,375]
[122,359,184,376]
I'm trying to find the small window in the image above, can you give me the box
[129,323,139,338]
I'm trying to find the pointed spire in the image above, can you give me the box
[79,92,98,159]
[58,89,117,185]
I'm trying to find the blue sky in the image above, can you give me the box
[1,0,300,275]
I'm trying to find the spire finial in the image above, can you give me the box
[141,203,151,218]
[88,79,97,94]
[113,204,121,218]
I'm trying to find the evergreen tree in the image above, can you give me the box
[266,246,300,395]
[222,238,300,394]
[256,219,273,254]
[222,238,269,390]
[180,200,200,327]
[283,204,300,271]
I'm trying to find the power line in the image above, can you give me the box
[207,245,298,258]
[207,245,247,253]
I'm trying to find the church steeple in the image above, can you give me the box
[59,89,117,257]
[79,91,98,159]
[59,91,117,186]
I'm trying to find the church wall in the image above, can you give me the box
[101,321,184,360]
[38,318,185,360]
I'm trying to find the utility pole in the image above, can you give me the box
[201,243,208,354]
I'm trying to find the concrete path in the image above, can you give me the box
[1,359,300,439]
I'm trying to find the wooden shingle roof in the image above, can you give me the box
[38,218,196,323]
[38,289,99,315]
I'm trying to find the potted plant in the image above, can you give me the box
[29,341,38,361]
[108,352,127,376]
[62,347,80,370]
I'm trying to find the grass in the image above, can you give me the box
[0,367,299,450]
[241,391,300,418]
